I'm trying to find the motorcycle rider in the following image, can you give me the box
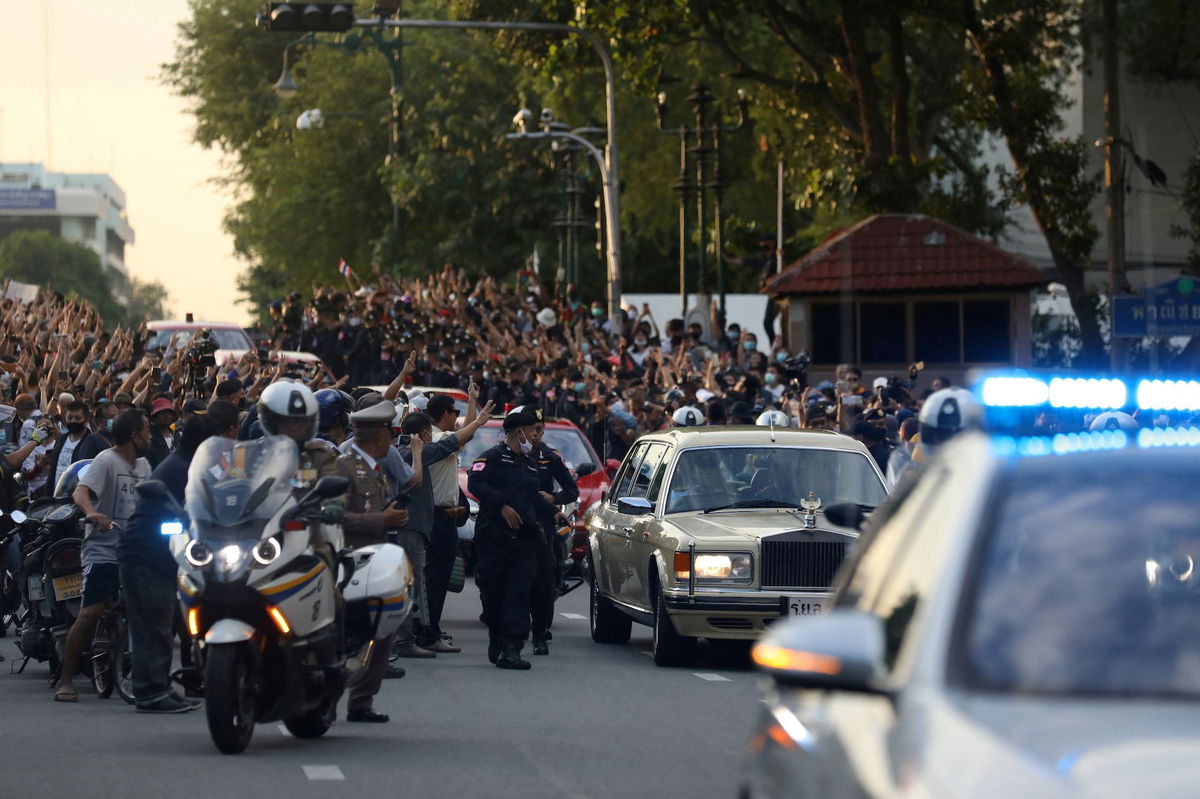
[57,408,153,703]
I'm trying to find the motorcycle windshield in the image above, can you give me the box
[186,435,298,531]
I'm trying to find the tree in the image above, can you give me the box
[124,278,173,325]
[0,230,123,323]
[460,0,1109,364]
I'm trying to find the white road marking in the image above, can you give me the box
[302,765,345,781]
[560,612,586,620]
[277,724,292,737]
[693,672,731,682]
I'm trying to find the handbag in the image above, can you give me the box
[447,553,466,593]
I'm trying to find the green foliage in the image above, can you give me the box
[125,278,173,325]
[0,230,124,323]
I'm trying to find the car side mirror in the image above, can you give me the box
[605,458,621,477]
[823,501,865,531]
[574,462,596,478]
[617,496,653,516]
[752,609,888,695]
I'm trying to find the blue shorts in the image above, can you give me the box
[81,562,120,607]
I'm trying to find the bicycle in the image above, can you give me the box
[90,593,134,704]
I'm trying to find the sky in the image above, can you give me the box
[0,0,247,324]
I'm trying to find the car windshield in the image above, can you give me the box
[145,327,251,353]
[459,426,597,471]
[185,435,297,531]
[664,446,886,514]
[961,451,1200,699]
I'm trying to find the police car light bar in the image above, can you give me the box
[978,374,1200,412]
[1137,426,1200,448]
[1135,379,1200,411]
[992,429,1130,458]
[978,376,1127,409]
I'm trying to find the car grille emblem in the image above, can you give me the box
[800,491,822,529]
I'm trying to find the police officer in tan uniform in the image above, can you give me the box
[322,399,418,723]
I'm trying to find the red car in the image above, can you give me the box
[457,417,615,571]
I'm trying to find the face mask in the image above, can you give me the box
[727,330,738,340]
[590,308,603,318]
[421,289,430,299]
[482,370,490,380]
[448,292,456,301]
[349,317,362,327]
[744,340,756,351]
[468,296,478,306]
[66,422,86,435]
[764,373,777,385]
[633,337,647,348]
[518,438,534,455]
[580,342,590,353]
[776,351,788,363]
[574,382,586,394]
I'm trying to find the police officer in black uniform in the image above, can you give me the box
[466,410,553,670]
[512,406,579,656]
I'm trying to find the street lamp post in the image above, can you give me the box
[508,110,621,326]
[655,83,748,324]
[270,26,405,270]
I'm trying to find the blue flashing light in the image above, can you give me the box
[994,430,1129,458]
[980,377,1048,407]
[978,375,1128,409]
[1137,426,1200,448]
[1048,377,1127,409]
[1135,379,1200,411]
[160,520,184,536]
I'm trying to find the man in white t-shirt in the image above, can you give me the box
[55,409,153,704]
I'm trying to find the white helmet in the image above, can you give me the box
[1088,410,1139,434]
[672,406,704,427]
[756,409,791,428]
[918,387,981,448]
[258,380,318,442]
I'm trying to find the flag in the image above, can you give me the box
[337,258,353,278]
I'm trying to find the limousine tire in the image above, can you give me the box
[588,559,631,644]
[651,584,697,667]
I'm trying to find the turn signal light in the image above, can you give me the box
[673,551,690,580]
[187,607,201,637]
[267,605,292,635]
[752,644,842,676]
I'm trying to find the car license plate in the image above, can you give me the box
[53,573,83,602]
[787,600,822,617]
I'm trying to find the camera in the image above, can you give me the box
[185,328,219,368]
[395,434,412,446]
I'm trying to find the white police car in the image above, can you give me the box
[742,374,1200,799]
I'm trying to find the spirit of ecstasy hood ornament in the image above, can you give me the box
[800,491,821,529]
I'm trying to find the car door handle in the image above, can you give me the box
[641,531,651,539]
[622,526,634,534]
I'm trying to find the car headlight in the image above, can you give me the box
[678,552,753,583]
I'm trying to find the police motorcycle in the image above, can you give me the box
[146,433,413,754]
[7,462,90,676]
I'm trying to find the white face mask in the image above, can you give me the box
[633,337,647,348]
[518,437,534,455]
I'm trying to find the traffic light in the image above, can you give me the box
[258,3,355,32]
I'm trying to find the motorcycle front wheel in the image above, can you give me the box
[205,643,257,754]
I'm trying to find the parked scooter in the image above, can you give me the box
[149,435,413,754]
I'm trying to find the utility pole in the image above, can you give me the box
[1104,0,1130,373]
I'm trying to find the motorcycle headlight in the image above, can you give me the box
[160,520,184,536]
[253,537,282,566]
[216,544,247,574]
[185,539,213,567]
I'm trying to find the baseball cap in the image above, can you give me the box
[150,398,176,417]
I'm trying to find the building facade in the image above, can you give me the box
[0,163,135,303]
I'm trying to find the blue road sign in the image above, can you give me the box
[1112,278,1200,337]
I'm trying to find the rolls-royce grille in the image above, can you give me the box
[761,540,848,589]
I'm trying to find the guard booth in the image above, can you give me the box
[765,214,1047,386]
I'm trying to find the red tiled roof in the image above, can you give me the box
[765,214,1047,295]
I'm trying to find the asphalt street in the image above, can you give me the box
[0,580,764,799]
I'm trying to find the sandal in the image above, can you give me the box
[54,687,79,703]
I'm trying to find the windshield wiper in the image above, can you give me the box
[702,499,800,514]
